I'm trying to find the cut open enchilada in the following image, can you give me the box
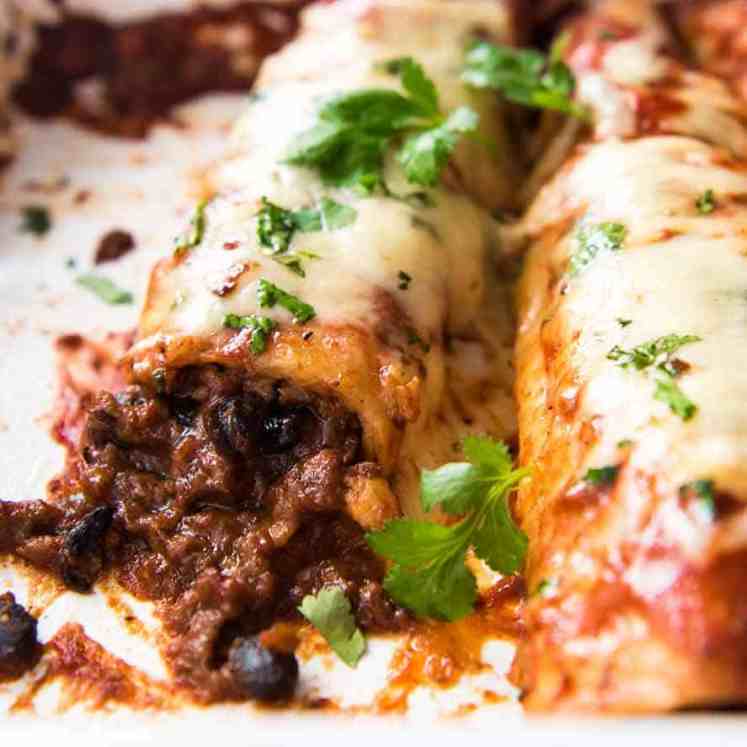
[515,0,747,711]
[0,0,521,703]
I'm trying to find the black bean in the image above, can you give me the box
[227,637,298,702]
[65,506,113,557]
[62,506,113,593]
[260,408,305,453]
[208,396,259,456]
[0,593,39,679]
[170,396,199,428]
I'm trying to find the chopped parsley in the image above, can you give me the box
[20,205,51,237]
[617,318,632,327]
[695,189,716,215]
[462,40,589,120]
[680,479,716,521]
[398,270,412,290]
[583,465,619,486]
[617,439,633,449]
[654,376,697,421]
[285,56,479,191]
[608,333,701,421]
[256,197,355,275]
[298,587,366,667]
[569,221,627,275]
[76,274,133,305]
[607,333,701,372]
[174,199,207,256]
[223,313,276,354]
[366,437,529,621]
[257,279,315,323]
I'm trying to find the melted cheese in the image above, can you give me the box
[132,0,518,517]
[533,136,747,496]
[138,0,513,342]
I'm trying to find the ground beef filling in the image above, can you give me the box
[0,365,407,701]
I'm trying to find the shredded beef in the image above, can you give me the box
[0,365,406,701]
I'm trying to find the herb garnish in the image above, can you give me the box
[298,587,366,667]
[654,376,697,421]
[569,221,626,275]
[695,189,716,215]
[366,437,529,621]
[617,318,632,327]
[398,270,412,290]
[583,465,619,486]
[462,40,589,120]
[607,334,700,372]
[257,279,316,323]
[256,197,354,275]
[223,313,276,354]
[174,199,207,256]
[608,333,701,421]
[76,274,133,305]
[20,205,51,237]
[285,56,479,191]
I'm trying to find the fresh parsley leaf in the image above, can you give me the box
[223,313,276,354]
[257,197,296,253]
[20,205,51,237]
[617,318,632,327]
[398,270,412,290]
[298,587,366,667]
[367,437,529,621]
[398,106,478,187]
[257,279,316,323]
[381,57,439,116]
[654,375,697,421]
[317,196,358,230]
[609,333,701,421]
[607,333,701,371]
[76,274,133,305]
[569,221,626,275]
[462,40,589,120]
[174,199,207,257]
[696,189,716,215]
[285,56,478,192]
[258,197,357,250]
[583,465,619,486]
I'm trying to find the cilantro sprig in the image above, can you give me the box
[608,333,701,421]
[366,437,529,621]
[174,199,207,257]
[569,221,626,276]
[462,40,589,120]
[695,189,716,215]
[256,196,356,276]
[299,587,366,667]
[76,274,133,305]
[223,313,276,354]
[583,465,619,486]
[257,279,316,323]
[285,56,479,191]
